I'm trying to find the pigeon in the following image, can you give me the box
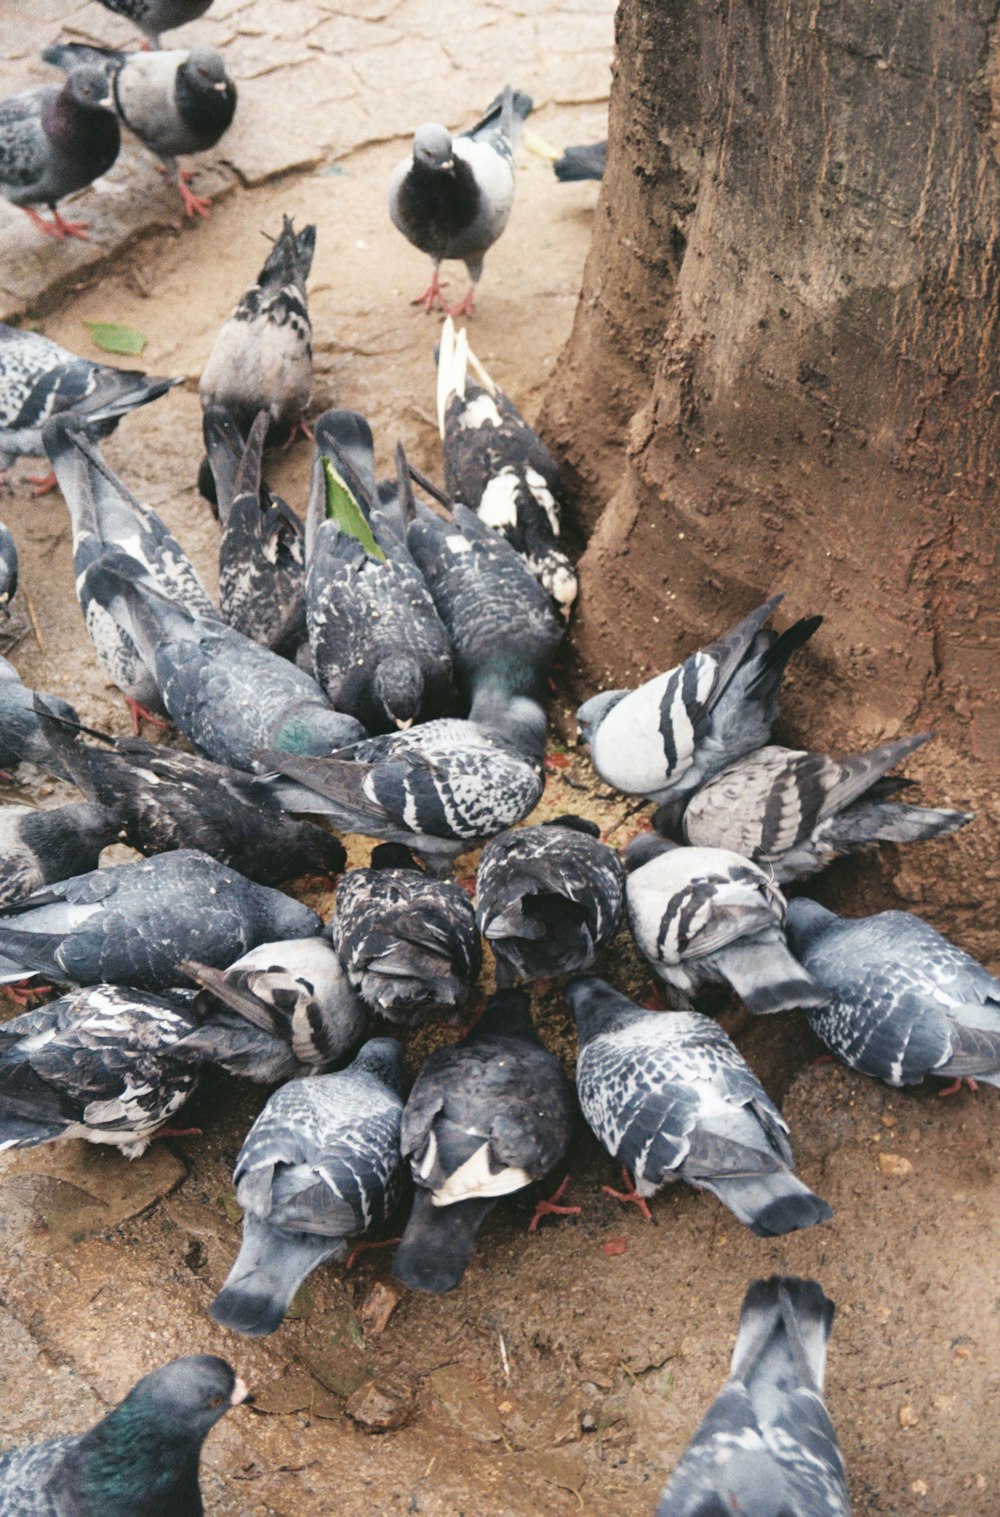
[0,985,203,1156]
[204,407,307,658]
[32,705,347,886]
[305,411,453,731]
[182,937,368,1075]
[0,656,81,777]
[786,898,1000,1091]
[0,522,16,608]
[329,844,481,1023]
[476,815,625,985]
[435,318,577,615]
[394,988,575,1293]
[209,1038,405,1336]
[554,140,606,182]
[93,0,215,47]
[576,594,822,804]
[624,835,827,1015]
[655,1276,851,1517]
[0,67,119,241]
[0,1354,250,1517]
[567,976,832,1235]
[0,800,120,906]
[41,42,236,219]
[654,734,972,882]
[389,86,533,316]
[0,324,179,487]
[0,848,320,992]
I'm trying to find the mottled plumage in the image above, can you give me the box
[0,656,80,777]
[0,800,119,906]
[0,68,119,239]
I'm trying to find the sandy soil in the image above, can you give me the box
[0,3,997,1515]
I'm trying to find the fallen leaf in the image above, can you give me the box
[878,1152,913,1177]
[84,321,148,356]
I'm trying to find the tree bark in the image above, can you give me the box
[547,0,1000,953]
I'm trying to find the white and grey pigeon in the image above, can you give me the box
[0,985,203,1156]
[476,814,625,985]
[0,800,120,906]
[0,656,80,778]
[304,410,453,732]
[576,594,822,805]
[0,1354,249,1517]
[625,834,827,1016]
[655,1276,851,1517]
[329,843,481,1023]
[209,1037,405,1336]
[42,41,236,219]
[567,975,832,1235]
[654,734,972,882]
[94,0,215,48]
[389,85,533,316]
[0,522,17,608]
[435,317,577,615]
[0,324,178,488]
[786,898,1000,1092]
[394,988,576,1294]
[0,848,320,992]
[0,67,119,241]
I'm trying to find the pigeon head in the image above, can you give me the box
[350,1035,406,1093]
[413,122,454,171]
[374,653,425,730]
[187,46,228,87]
[650,794,688,839]
[269,703,366,757]
[369,841,421,872]
[545,814,601,838]
[471,987,537,1040]
[64,64,112,111]
[254,891,322,942]
[564,975,643,1042]
[120,1355,250,1435]
[623,833,677,873]
[785,896,838,952]
[575,689,628,744]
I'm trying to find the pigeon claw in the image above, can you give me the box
[22,206,90,241]
[937,1075,979,1097]
[344,1236,402,1271]
[177,171,212,220]
[2,979,53,1006]
[444,287,476,320]
[411,270,449,313]
[124,697,170,736]
[527,1174,581,1233]
[24,469,58,496]
[603,1165,654,1222]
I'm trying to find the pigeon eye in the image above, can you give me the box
[207,1394,225,1408]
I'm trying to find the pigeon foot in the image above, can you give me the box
[444,287,476,319]
[2,979,53,1006]
[22,206,89,241]
[177,170,212,220]
[411,270,449,313]
[938,1076,979,1097]
[528,1174,581,1233]
[603,1164,654,1222]
[124,697,170,736]
[25,470,58,495]
[345,1236,402,1271]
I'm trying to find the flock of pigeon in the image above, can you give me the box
[0,4,996,1515]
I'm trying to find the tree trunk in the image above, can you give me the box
[547,0,1000,954]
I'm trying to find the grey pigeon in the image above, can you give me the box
[330,844,481,1023]
[0,800,119,906]
[554,140,606,182]
[0,67,119,240]
[624,835,826,1015]
[0,848,320,992]
[0,984,202,1156]
[389,86,533,316]
[42,42,235,219]
[182,936,368,1076]
[305,411,453,731]
[94,0,215,46]
[577,595,821,804]
[476,814,625,985]
[655,734,972,881]
[0,1354,249,1517]
[435,317,577,615]
[656,1276,851,1517]
[0,324,178,482]
[787,898,1000,1091]
[209,1038,405,1336]
[394,988,575,1293]
[567,975,832,1235]
[0,656,80,778]
[0,522,16,607]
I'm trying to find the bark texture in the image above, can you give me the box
[547,0,1000,954]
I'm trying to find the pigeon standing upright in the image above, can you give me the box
[0,523,16,608]
[389,86,533,316]
[93,0,215,47]
[0,800,120,906]
[394,988,575,1293]
[0,1354,250,1517]
[655,1277,851,1516]
[0,67,120,240]
[567,975,832,1234]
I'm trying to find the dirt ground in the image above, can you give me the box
[0,2,998,1514]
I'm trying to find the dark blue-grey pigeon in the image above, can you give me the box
[786,898,1000,1092]
[0,800,120,906]
[95,0,215,47]
[576,595,821,805]
[0,522,16,607]
[209,1038,405,1336]
[0,848,320,992]
[0,1353,249,1517]
[554,140,606,182]
[655,734,971,881]
[42,41,236,219]
[0,67,119,240]
[655,1276,851,1517]
[394,988,575,1293]
[0,656,81,778]
[567,976,832,1235]
[476,815,625,985]
[624,835,827,1016]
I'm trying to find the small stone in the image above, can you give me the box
[345,1375,415,1433]
[899,1405,919,1428]
[603,1236,627,1257]
[879,1153,913,1177]
[358,1280,400,1337]
[882,1114,897,1127]
[953,1345,972,1360]
[912,1479,928,1495]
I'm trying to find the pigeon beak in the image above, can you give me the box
[213,80,230,91]
[230,1378,253,1406]
[394,717,414,731]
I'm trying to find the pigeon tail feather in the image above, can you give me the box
[718,939,828,1014]
[701,1172,833,1237]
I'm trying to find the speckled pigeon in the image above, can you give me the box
[625,835,826,1015]
[0,656,80,778]
[567,975,832,1234]
[209,1038,405,1336]
[0,800,120,906]
[786,898,1000,1091]
[0,522,16,607]
[0,1354,249,1517]
[656,1276,851,1517]
[0,67,119,240]
[394,988,575,1293]
[389,86,533,316]
[576,595,821,804]
[476,815,625,985]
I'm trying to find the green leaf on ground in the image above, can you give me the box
[84,322,148,356]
